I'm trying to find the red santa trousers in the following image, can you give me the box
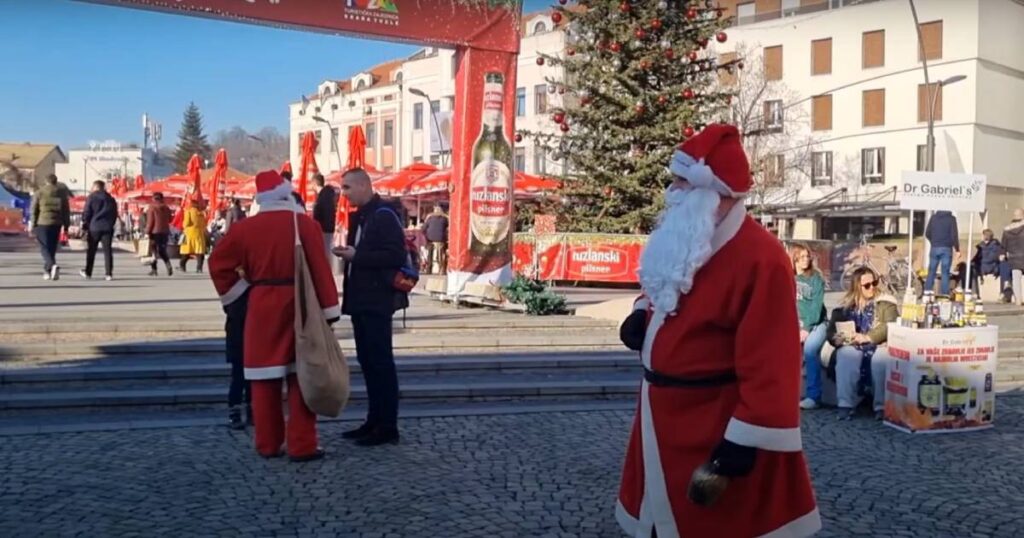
[251,374,318,458]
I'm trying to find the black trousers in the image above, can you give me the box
[85,230,114,277]
[224,291,251,408]
[351,312,399,427]
[180,254,205,272]
[33,225,60,272]
[149,233,170,268]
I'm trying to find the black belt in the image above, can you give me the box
[643,367,737,388]
[250,278,294,286]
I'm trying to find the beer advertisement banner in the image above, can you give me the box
[884,324,998,434]
[511,233,647,284]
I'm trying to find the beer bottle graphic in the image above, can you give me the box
[468,72,513,274]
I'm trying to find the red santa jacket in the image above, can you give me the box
[208,200,340,380]
[617,203,820,538]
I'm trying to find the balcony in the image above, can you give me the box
[730,0,882,27]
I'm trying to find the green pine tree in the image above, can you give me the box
[523,0,736,233]
[174,102,213,173]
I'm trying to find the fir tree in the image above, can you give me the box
[523,0,736,233]
[174,102,213,173]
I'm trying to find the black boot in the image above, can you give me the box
[148,267,158,277]
[341,422,374,440]
[245,404,253,426]
[228,406,245,430]
[165,262,174,277]
[355,425,400,447]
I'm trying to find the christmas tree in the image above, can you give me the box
[174,102,213,173]
[523,0,737,233]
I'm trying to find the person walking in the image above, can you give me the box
[311,173,338,267]
[1001,208,1024,305]
[421,205,449,274]
[924,210,960,296]
[335,168,408,447]
[179,195,209,273]
[224,198,245,234]
[793,244,828,410]
[145,192,174,277]
[79,180,118,281]
[29,174,70,281]
[209,170,340,461]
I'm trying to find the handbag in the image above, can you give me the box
[292,212,350,417]
[373,207,420,293]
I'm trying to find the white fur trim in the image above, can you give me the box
[639,380,679,538]
[615,500,639,536]
[254,181,295,205]
[243,364,295,380]
[219,279,249,306]
[757,507,822,538]
[640,310,667,370]
[322,304,341,320]
[670,149,744,198]
[724,417,803,452]
[257,199,303,213]
[633,297,650,312]
[709,200,747,255]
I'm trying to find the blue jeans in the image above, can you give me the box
[802,323,828,401]
[925,246,954,295]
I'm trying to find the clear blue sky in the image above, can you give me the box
[2,0,549,151]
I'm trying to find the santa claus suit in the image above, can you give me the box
[209,171,340,458]
[617,125,819,538]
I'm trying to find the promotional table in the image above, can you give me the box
[883,323,998,433]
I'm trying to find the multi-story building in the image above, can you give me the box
[713,0,1024,240]
[0,143,67,191]
[288,11,567,177]
[54,142,175,195]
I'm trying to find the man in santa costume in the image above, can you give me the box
[209,170,341,462]
[616,124,820,537]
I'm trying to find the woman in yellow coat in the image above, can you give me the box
[179,196,209,273]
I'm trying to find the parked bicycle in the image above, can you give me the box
[840,236,914,296]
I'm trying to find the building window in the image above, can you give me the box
[918,83,943,122]
[811,38,832,76]
[919,20,943,61]
[718,52,738,86]
[330,128,339,153]
[781,0,800,16]
[763,100,784,132]
[451,55,458,79]
[413,156,424,163]
[811,94,832,131]
[533,147,547,174]
[737,2,755,23]
[429,154,440,166]
[366,123,377,149]
[514,148,526,172]
[766,154,785,184]
[356,79,367,90]
[764,46,783,81]
[384,120,394,147]
[534,84,548,114]
[861,147,885,185]
[430,100,440,114]
[862,30,885,68]
[413,103,423,130]
[862,89,885,127]
[916,144,928,171]
[516,87,526,117]
[384,94,394,101]
[365,98,376,105]
[533,21,548,35]
[811,151,833,186]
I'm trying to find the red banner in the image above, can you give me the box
[513,233,647,284]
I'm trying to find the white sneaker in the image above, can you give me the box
[43,272,51,281]
[79,269,90,279]
[105,276,113,281]
[799,398,819,410]
[50,265,60,281]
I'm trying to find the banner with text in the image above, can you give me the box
[884,324,997,433]
[512,233,646,283]
[900,171,987,213]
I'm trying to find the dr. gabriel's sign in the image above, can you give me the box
[900,171,987,212]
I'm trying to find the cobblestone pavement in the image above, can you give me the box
[1,398,1023,537]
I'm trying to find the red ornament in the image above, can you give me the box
[609,42,622,53]
[580,96,593,106]
[536,57,545,66]
[552,111,566,124]
[658,95,668,105]
[619,2,631,13]
[635,104,645,115]
[639,60,650,70]
[716,31,728,43]
[551,12,563,24]
[635,28,647,40]
[558,87,566,95]
[567,47,576,56]
[686,8,697,19]
[603,187,613,196]
[738,61,745,70]
[560,123,571,133]
[699,38,709,49]
[651,18,662,30]
[688,51,699,62]
[682,88,695,100]
[684,126,695,137]
[514,133,523,143]
[664,49,675,59]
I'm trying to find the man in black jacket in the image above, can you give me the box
[924,210,960,295]
[334,168,407,447]
[80,180,119,281]
[311,173,338,270]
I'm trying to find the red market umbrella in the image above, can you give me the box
[133,175,145,190]
[206,149,228,217]
[187,154,204,201]
[347,126,367,170]
[374,163,438,196]
[281,161,292,176]
[297,132,319,205]
[514,172,561,195]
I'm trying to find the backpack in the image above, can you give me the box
[374,207,420,293]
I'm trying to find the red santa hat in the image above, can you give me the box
[254,169,293,205]
[668,123,752,198]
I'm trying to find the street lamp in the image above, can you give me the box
[408,86,449,167]
[924,75,967,173]
[312,115,343,172]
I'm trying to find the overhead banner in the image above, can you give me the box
[900,171,987,212]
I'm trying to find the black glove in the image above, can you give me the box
[619,309,647,351]
[708,439,757,478]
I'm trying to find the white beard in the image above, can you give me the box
[638,187,721,313]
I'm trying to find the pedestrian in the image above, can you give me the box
[1001,208,1024,305]
[79,180,118,281]
[179,195,209,273]
[311,173,338,266]
[29,174,70,281]
[334,168,407,447]
[970,228,1011,301]
[421,205,449,274]
[209,170,340,461]
[145,192,174,277]
[224,198,245,234]
[793,244,828,410]
[924,210,960,296]
[223,262,251,430]
[616,124,818,537]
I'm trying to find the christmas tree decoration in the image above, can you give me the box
[683,125,695,137]
[716,31,728,43]
[548,84,557,94]
[558,87,566,95]
[682,88,695,100]
[699,37,709,48]
[619,2,630,13]
[553,111,566,124]
[660,39,672,49]
[635,103,646,115]
[688,50,699,61]
[664,48,675,59]
[651,18,662,30]
[560,122,571,133]
[515,133,523,143]
[639,59,651,70]
[658,95,669,105]
[686,8,697,19]
[635,28,647,39]
[551,11,563,24]
[567,47,577,56]
[609,42,622,53]
[658,0,668,9]
[536,56,545,66]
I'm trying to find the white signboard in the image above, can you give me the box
[900,171,986,212]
